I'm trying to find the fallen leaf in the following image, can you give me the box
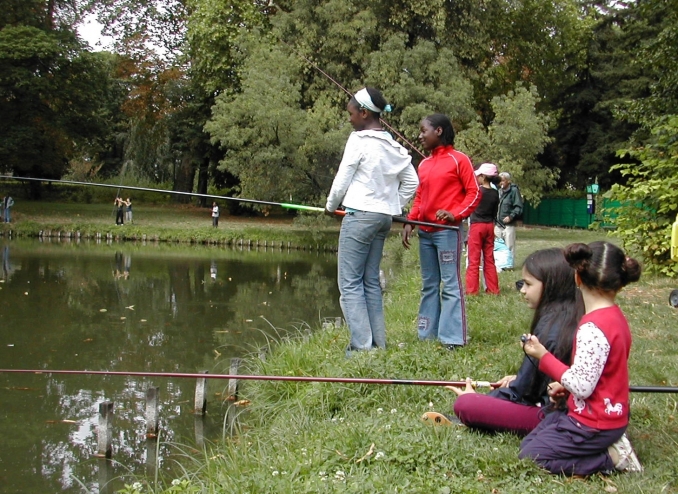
[100,309,107,312]
[234,399,251,407]
[83,338,93,343]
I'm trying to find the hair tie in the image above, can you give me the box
[383,104,392,113]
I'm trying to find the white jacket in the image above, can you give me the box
[326,130,418,215]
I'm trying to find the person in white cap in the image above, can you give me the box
[466,163,501,295]
[326,86,419,356]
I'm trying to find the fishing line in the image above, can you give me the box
[0,176,458,231]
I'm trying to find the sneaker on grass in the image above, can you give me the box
[609,433,643,473]
[420,412,464,426]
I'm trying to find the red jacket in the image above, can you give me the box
[408,145,480,232]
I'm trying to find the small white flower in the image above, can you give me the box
[377,408,383,414]
[384,424,391,430]
[375,451,385,460]
[428,401,434,408]
[282,471,288,475]
[272,471,279,476]
[171,479,181,486]
[335,470,345,480]
[390,408,397,414]
[319,471,326,476]
[331,417,337,422]
[339,417,345,422]
[493,448,498,452]
[132,482,143,491]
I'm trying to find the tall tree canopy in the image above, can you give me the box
[0,1,124,183]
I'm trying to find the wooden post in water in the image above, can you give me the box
[194,370,208,415]
[227,358,241,401]
[96,401,114,458]
[98,456,112,494]
[145,386,159,438]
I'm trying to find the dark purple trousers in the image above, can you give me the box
[519,409,625,476]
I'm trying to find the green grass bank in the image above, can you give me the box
[0,200,341,249]
[117,228,678,494]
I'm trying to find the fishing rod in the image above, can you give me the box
[0,175,458,231]
[0,369,674,393]
[0,369,494,388]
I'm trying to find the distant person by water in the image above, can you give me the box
[125,198,133,224]
[212,202,219,228]
[114,197,124,225]
[3,195,14,223]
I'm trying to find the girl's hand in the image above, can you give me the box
[493,375,517,389]
[521,334,548,359]
[446,377,476,396]
[547,382,567,402]
[435,209,455,223]
[401,224,414,250]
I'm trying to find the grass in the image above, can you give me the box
[114,227,678,494]
[2,200,341,248]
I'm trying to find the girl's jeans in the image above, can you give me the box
[338,211,391,350]
[417,228,467,345]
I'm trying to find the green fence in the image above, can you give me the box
[523,198,619,228]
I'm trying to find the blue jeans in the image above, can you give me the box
[3,208,9,223]
[417,229,467,345]
[338,211,392,351]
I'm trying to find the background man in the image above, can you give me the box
[494,172,522,268]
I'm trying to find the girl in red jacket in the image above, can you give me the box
[401,114,480,349]
[520,241,642,475]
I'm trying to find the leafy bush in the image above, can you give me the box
[608,115,678,276]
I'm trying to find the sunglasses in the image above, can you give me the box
[515,280,525,291]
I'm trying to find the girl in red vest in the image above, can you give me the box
[520,241,642,475]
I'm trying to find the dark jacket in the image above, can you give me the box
[488,309,570,407]
[497,183,522,226]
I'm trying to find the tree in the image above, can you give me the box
[457,85,554,204]
[0,24,123,185]
[546,2,659,190]
[607,0,678,274]
[608,116,678,276]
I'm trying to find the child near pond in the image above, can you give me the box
[422,247,583,435]
[520,241,643,475]
[212,202,219,228]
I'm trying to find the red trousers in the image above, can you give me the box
[466,222,499,294]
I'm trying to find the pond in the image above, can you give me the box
[0,238,341,493]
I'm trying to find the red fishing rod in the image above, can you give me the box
[0,175,458,231]
[0,369,494,388]
[0,369,674,393]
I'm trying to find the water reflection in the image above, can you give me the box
[0,239,340,493]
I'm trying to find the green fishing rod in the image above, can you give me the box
[1,175,458,231]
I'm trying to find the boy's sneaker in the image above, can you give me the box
[610,433,643,473]
[420,411,463,426]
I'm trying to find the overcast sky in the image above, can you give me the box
[77,15,114,51]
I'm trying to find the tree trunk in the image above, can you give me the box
[173,152,195,203]
[196,157,209,208]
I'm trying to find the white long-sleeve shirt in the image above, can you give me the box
[325,130,418,215]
